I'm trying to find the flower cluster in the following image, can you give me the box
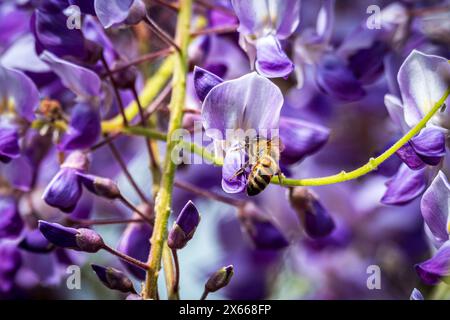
[0,0,450,301]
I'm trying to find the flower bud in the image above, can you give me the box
[19,229,54,253]
[43,151,89,213]
[91,264,136,294]
[205,265,234,293]
[237,202,289,250]
[38,220,104,253]
[288,187,335,238]
[111,59,138,89]
[168,201,200,250]
[77,173,121,199]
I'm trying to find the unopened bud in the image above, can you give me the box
[78,173,121,199]
[288,187,335,238]
[168,201,200,249]
[205,265,234,293]
[91,264,136,294]
[39,220,104,253]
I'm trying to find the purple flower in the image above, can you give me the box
[117,214,152,280]
[410,288,424,300]
[415,241,450,285]
[0,65,39,122]
[338,3,409,85]
[279,117,329,165]
[77,173,121,199]
[201,71,283,193]
[315,53,365,102]
[32,1,100,62]
[237,202,289,250]
[58,103,101,151]
[91,264,136,294]
[397,50,450,129]
[288,187,335,238]
[19,229,54,253]
[42,151,89,213]
[395,127,446,170]
[39,220,104,253]
[40,51,102,99]
[414,172,450,285]
[231,0,300,78]
[0,127,20,163]
[168,200,201,250]
[293,0,334,88]
[420,172,450,248]
[94,0,146,28]
[0,196,23,239]
[381,164,427,206]
[0,244,22,293]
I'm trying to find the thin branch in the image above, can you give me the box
[118,195,154,225]
[101,54,128,127]
[102,244,149,270]
[106,136,150,205]
[174,180,245,208]
[145,15,181,52]
[103,48,173,77]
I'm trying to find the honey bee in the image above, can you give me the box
[232,136,284,196]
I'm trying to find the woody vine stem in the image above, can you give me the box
[142,0,192,300]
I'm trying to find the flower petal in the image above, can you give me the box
[411,127,446,161]
[410,288,424,300]
[398,50,450,128]
[231,0,270,36]
[202,72,283,140]
[395,142,425,170]
[255,35,294,78]
[58,103,101,151]
[416,241,450,285]
[279,117,329,165]
[94,0,141,28]
[269,0,301,39]
[421,171,450,247]
[0,196,23,239]
[40,51,101,98]
[0,127,20,163]
[381,164,427,205]
[42,168,83,213]
[315,53,366,101]
[0,66,39,122]
[193,66,224,102]
[222,147,246,194]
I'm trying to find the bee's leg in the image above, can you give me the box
[276,169,283,185]
[230,162,250,180]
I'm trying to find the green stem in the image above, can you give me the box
[142,0,192,300]
[122,88,450,188]
[273,88,449,186]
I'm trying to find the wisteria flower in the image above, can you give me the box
[381,50,450,205]
[200,70,283,193]
[415,172,450,284]
[94,0,146,28]
[231,0,300,78]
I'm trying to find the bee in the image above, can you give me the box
[232,136,284,196]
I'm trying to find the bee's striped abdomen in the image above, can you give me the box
[246,155,277,196]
